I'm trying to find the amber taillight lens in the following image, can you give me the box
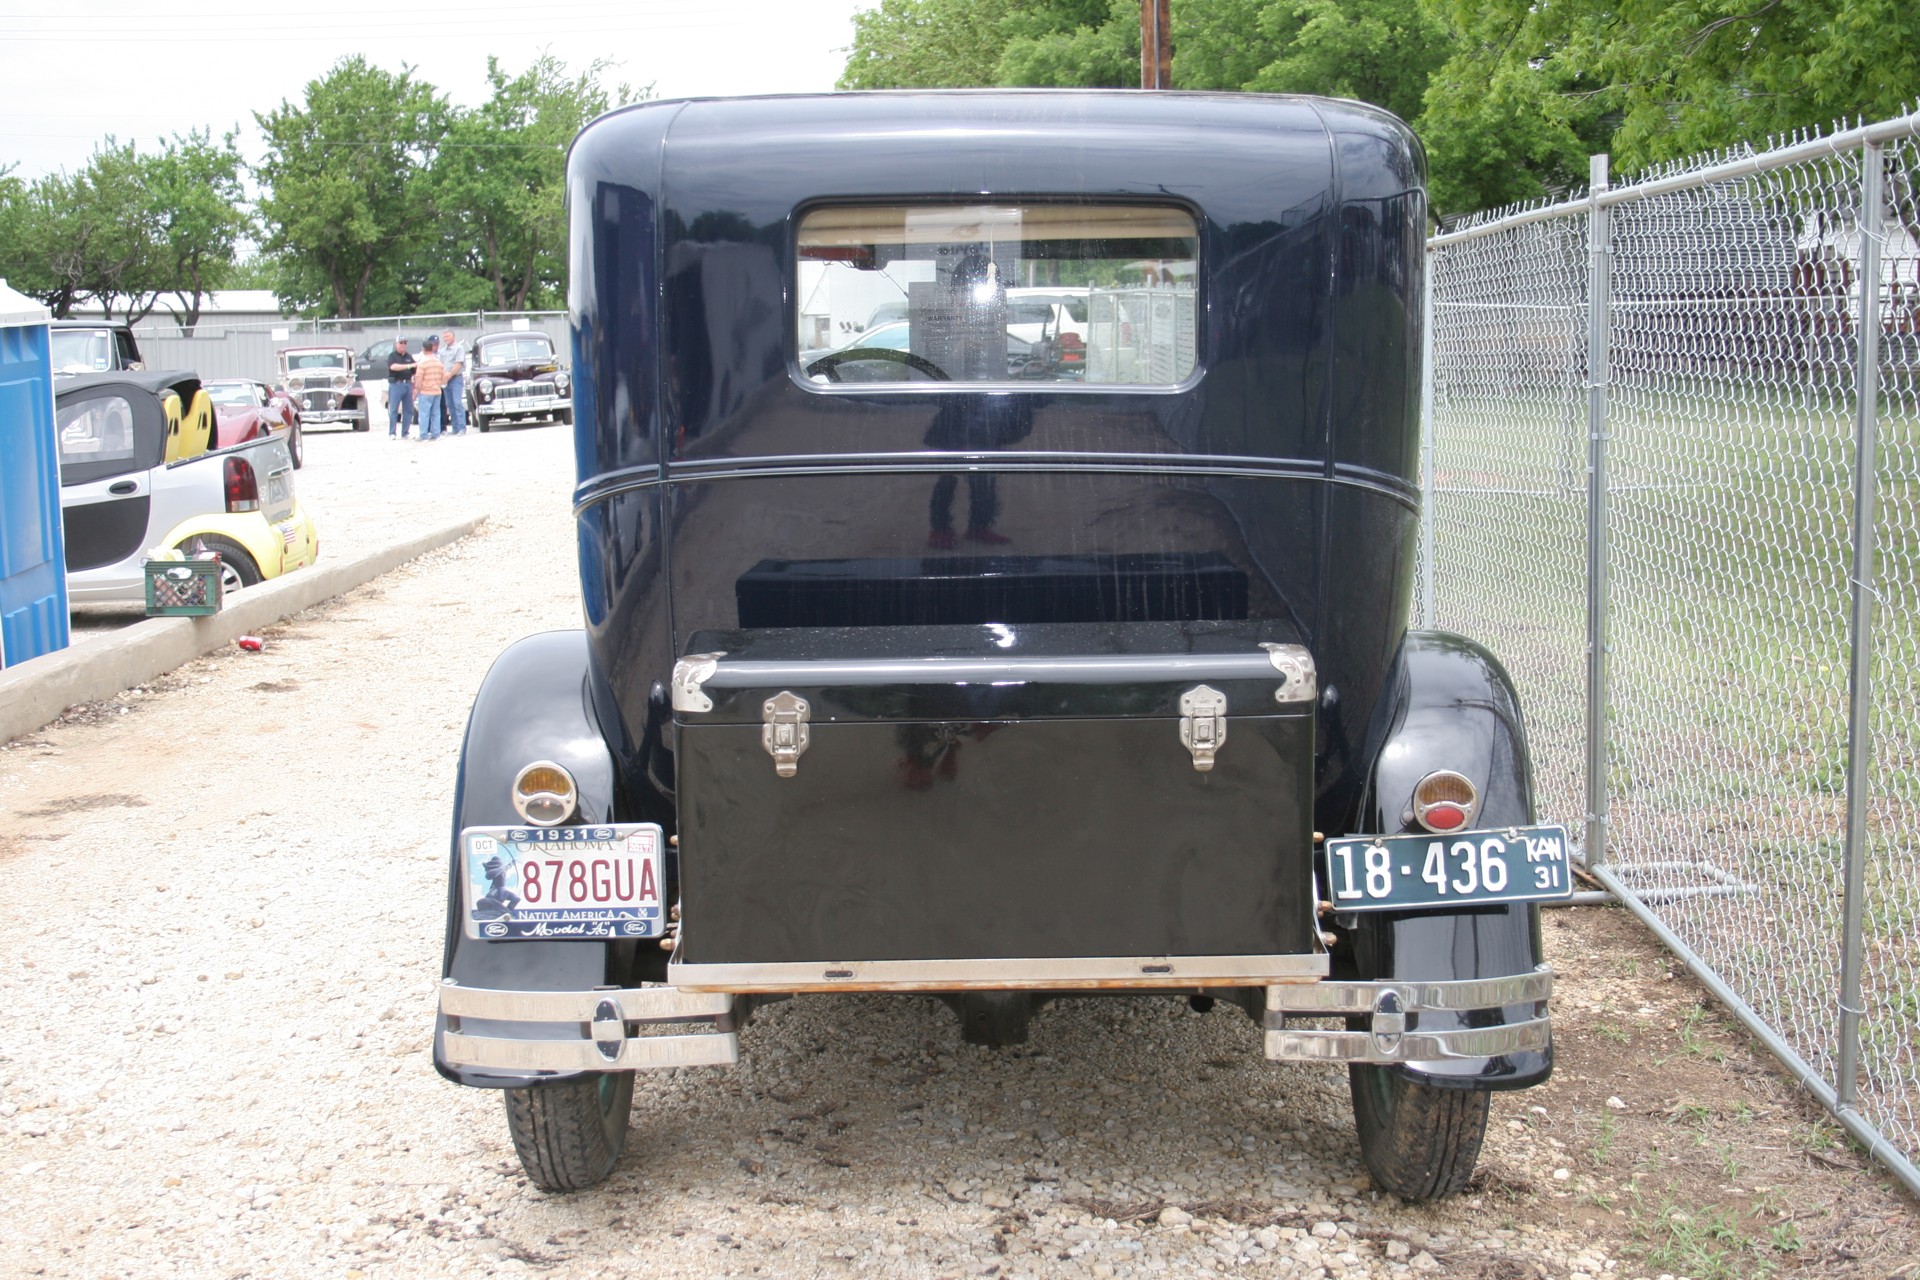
[1412,770,1479,833]
[512,761,578,827]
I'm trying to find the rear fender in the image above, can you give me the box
[434,630,631,1088]
[1346,630,1551,1091]
[162,514,285,578]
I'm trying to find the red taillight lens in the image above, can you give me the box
[1057,333,1085,363]
[224,457,259,512]
[1421,802,1468,832]
[1411,770,1480,833]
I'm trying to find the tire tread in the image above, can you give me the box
[1349,1064,1489,1201]
[503,1074,632,1193]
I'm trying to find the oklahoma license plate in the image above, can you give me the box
[461,824,665,940]
[1322,825,1575,913]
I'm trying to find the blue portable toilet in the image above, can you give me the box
[0,279,69,669]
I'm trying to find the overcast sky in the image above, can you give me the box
[1,0,872,182]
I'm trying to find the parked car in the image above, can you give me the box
[434,92,1566,1201]
[205,378,304,468]
[353,337,429,388]
[56,371,319,601]
[277,346,369,434]
[50,319,144,378]
[466,331,571,430]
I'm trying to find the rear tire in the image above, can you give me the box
[288,421,303,468]
[179,534,263,595]
[1348,1064,1489,1201]
[503,1072,634,1193]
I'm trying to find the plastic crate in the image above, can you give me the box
[143,558,224,617]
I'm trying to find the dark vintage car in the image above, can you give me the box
[465,330,572,430]
[205,378,304,468]
[433,92,1566,1200]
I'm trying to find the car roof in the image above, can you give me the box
[49,318,133,330]
[281,345,353,354]
[56,370,199,397]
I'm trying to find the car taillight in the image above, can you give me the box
[1057,333,1085,363]
[225,457,260,512]
[1412,770,1480,833]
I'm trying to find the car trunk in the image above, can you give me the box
[669,620,1320,989]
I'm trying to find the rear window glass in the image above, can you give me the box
[57,394,139,474]
[796,203,1198,387]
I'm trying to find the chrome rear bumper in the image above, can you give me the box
[438,981,739,1073]
[1263,966,1553,1064]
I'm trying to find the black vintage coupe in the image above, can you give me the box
[465,330,572,431]
[432,91,1566,1200]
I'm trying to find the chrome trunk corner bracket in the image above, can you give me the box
[671,652,726,713]
[762,691,811,777]
[1260,643,1316,704]
[1178,684,1228,771]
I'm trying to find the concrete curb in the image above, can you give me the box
[0,515,488,745]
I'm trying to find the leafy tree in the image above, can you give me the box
[255,57,449,317]
[425,56,627,312]
[1,143,165,319]
[1419,0,1920,214]
[838,0,1134,90]
[144,129,251,330]
[839,0,1014,89]
[1176,0,1448,122]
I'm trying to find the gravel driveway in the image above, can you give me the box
[4,423,1914,1279]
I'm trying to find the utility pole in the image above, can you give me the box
[1140,0,1171,89]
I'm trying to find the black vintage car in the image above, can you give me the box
[465,330,572,431]
[434,91,1567,1200]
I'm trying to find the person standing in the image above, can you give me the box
[386,338,417,438]
[413,336,449,440]
[439,329,470,435]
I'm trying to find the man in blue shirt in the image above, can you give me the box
[440,329,470,435]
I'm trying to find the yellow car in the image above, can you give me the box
[57,372,319,601]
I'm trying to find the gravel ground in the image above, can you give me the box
[4,422,1915,1279]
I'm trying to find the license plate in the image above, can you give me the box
[1322,825,1574,913]
[460,824,665,940]
[265,469,292,507]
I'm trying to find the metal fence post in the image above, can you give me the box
[1836,139,1886,1109]
[1419,242,1438,631]
[1584,154,1613,868]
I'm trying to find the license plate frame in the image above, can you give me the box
[460,824,665,940]
[1322,825,1575,914]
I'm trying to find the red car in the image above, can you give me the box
[206,378,304,469]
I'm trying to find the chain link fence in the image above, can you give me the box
[1422,109,1920,1195]
[129,311,567,383]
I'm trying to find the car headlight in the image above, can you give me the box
[553,370,571,392]
[512,761,578,827]
[476,378,494,399]
[331,374,349,390]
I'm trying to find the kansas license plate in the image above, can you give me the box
[1322,825,1575,913]
[461,824,665,940]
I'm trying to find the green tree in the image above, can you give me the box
[145,129,251,330]
[838,0,1134,90]
[426,56,628,312]
[255,56,449,317]
[1176,0,1449,122]
[1419,0,1920,214]
[3,143,165,319]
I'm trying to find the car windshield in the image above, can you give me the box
[51,330,113,373]
[284,352,350,370]
[205,383,261,407]
[478,336,554,363]
[795,203,1197,386]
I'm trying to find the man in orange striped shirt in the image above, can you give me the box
[412,336,449,440]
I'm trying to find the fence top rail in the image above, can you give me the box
[1428,108,1920,251]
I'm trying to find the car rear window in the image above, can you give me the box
[57,394,139,476]
[796,203,1198,387]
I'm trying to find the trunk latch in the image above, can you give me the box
[1178,684,1228,771]
[762,691,811,777]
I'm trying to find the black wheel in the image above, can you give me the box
[287,421,303,468]
[555,407,573,425]
[1348,1064,1489,1201]
[352,408,370,432]
[178,534,263,596]
[805,347,950,382]
[503,1072,634,1193]
[478,414,491,434]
